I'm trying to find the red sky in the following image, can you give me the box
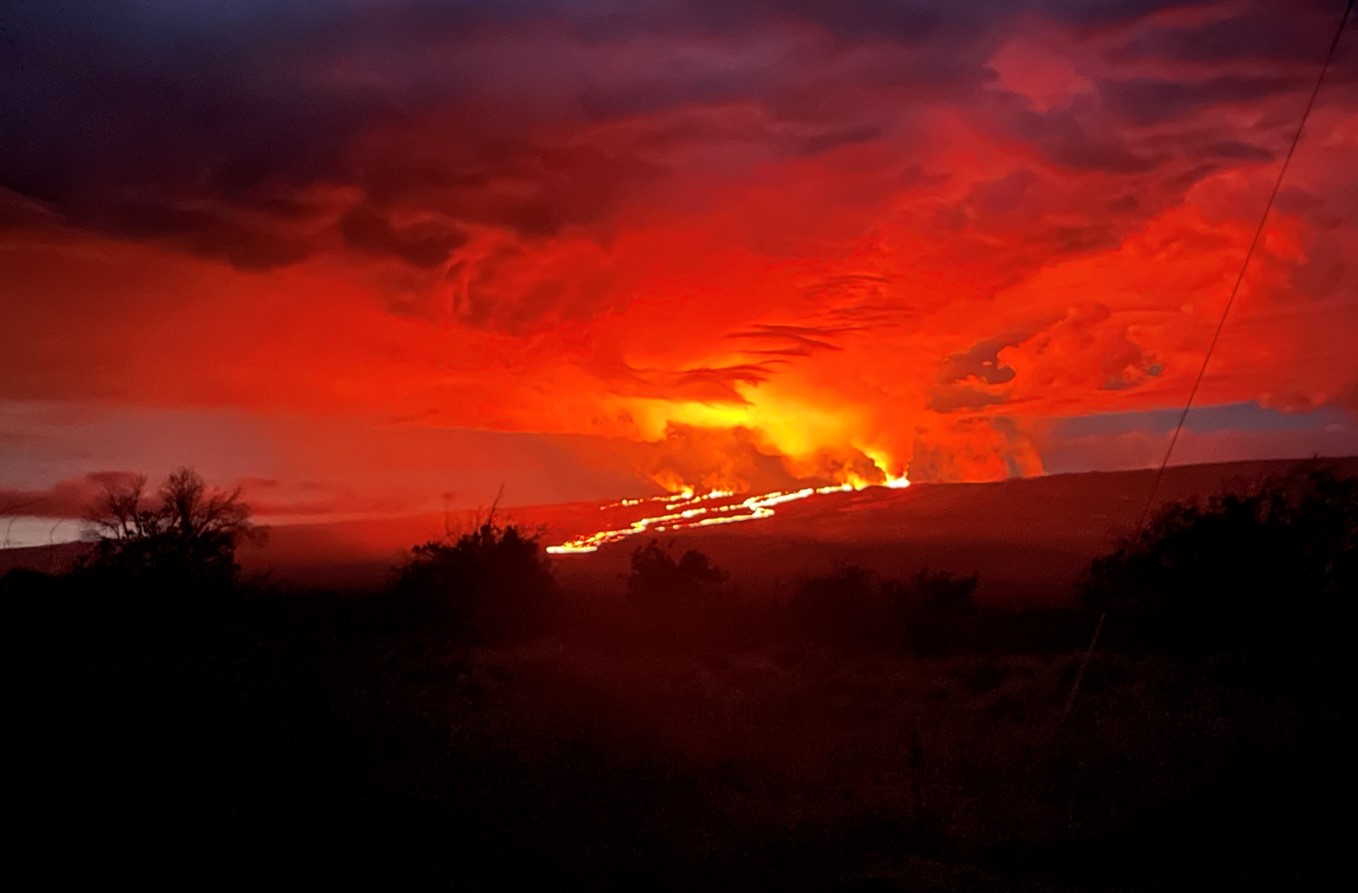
[3,0,1358,539]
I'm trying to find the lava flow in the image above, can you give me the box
[546,474,910,555]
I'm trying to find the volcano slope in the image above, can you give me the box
[539,457,1358,603]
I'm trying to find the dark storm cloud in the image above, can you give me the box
[339,205,468,269]
[0,0,1335,277]
[0,1,739,269]
[930,337,1023,413]
[941,338,1022,386]
[361,144,664,240]
[1,2,368,266]
[1098,75,1310,127]
[1001,98,1172,173]
[1032,0,1213,27]
[1112,2,1351,65]
[1203,140,1276,163]
[87,197,315,270]
[716,0,983,42]
[693,0,1205,42]
[1,1,577,266]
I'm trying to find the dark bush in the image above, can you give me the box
[393,515,558,643]
[1078,466,1358,654]
[785,562,895,649]
[887,569,980,656]
[625,539,727,610]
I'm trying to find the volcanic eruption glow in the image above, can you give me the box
[546,469,909,555]
[4,0,1358,551]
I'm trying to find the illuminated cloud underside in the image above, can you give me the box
[1,1,1356,516]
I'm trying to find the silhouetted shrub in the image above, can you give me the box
[1078,466,1358,654]
[625,540,727,609]
[393,515,557,642]
[81,467,261,594]
[786,562,895,649]
[887,569,980,656]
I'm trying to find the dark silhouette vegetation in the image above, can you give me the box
[786,560,890,648]
[626,539,728,608]
[1079,465,1358,654]
[3,461,1355,887]
[80,467,262,593]
[782,562,1035,656]
[392,509,559,643]
[890,569,982,656]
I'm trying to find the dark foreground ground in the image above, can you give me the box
[5,577,1351,890]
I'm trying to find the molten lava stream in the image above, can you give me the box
[545,476,909,555]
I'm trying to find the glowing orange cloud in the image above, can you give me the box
[2,1,1356,515]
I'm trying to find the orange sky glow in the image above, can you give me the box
[3,1,1357,543]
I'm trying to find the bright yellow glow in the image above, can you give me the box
[625,385,875,464]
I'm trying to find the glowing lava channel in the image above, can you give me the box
[546,475,908,555]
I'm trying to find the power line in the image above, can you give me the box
[1062,0,1355,722]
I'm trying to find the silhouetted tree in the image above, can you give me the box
[887,569,980,656]
[625,540,727,609]
[82,468,260,592]
[393,511,557,642]
[1078,465,1358,654]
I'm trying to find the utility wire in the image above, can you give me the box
[1062,0,1355,722]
